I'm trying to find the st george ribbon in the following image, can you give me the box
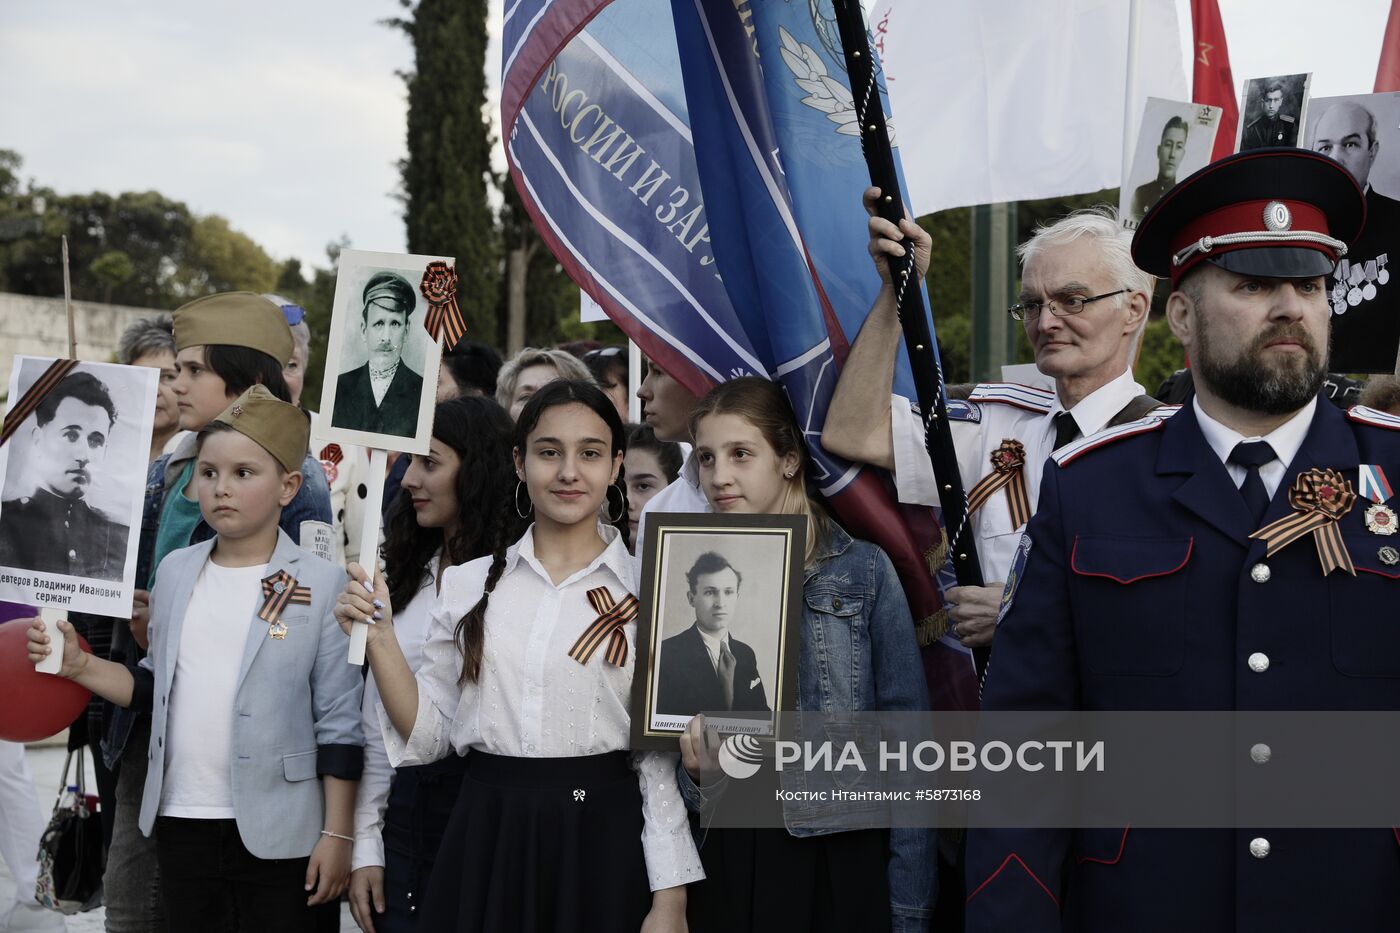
[502,0,978,710]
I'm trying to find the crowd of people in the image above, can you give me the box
[2,143,1400,933]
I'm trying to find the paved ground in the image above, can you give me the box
[2,741,358,932]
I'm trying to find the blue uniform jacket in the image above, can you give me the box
[966,398,1400,933]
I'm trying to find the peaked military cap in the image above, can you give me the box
[1132,147,1366,287]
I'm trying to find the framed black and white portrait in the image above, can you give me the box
[315,248,447,455]
[1120,98,1221,228]
[1307,91,1400,373]
[0,357,156,616]
[1236,73,1311,152]
[631,513,804,751]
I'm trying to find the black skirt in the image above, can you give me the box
[422,750,652,933]
[686,827,892,933]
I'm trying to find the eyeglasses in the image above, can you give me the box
[1007,289,1129,321]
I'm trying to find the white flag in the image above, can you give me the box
[870,0,1187,215]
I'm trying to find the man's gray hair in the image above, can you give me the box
[1017,206,1157,303]
[495,347,596,409]
[116,315,174,365]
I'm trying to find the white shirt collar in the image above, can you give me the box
[696,624,729,668]
[1048,368,1146,436]
[1192,396,1317,472]
[680,448,701,489]
[503,522,635,592]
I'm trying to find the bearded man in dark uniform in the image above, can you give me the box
[0,371,129,580]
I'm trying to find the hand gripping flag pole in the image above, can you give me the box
[830,1,990,681]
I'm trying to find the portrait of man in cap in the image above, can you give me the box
[0,369,139,582]
[330,270,425,438]
[1308,93,1400,372]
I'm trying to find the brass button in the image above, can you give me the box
[1249,837,1271,859]
[1250,743,1272,764]
[1248,653,1270,673]
[1250,563,1271,584]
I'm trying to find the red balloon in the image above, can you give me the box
[0,618,92,743]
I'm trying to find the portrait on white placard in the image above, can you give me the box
[0,357,156,616]
[1121,99,1221,228]
[316,248,447,455]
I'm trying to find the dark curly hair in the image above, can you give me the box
[455,380,628,684]
[383,397,523,614]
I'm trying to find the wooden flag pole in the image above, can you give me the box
[829,1,989,680]
[61,235,76,359]
[348,447,389,664]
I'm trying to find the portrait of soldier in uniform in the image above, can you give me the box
[330,270,425,439]
[655,550,770,718]
[1129,117,1188,222]
[0,371,129,581]
[1239,75,1309,151]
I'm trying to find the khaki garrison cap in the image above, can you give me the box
[213,385,309,473]
[173,291,294,366]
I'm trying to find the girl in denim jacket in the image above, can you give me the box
[675,377,935,933]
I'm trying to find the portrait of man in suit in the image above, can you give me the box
[655,550,770,718]
[330,271,424,438]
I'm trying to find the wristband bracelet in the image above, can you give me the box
[320,830,353,842]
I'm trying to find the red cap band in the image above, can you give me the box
[1168,199,1337,285]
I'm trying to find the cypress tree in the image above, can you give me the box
[398,0,499,346]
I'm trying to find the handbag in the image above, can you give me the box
[34,749,105,914]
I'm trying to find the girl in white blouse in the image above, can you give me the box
[336,381,700,933]
[347,397,525,933]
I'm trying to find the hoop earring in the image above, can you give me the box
[605,484,627,524]
[514,481,533,519]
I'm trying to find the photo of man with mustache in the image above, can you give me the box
[0,371,130,580]
[331,270,425,438]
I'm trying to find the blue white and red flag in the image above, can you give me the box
[501,0,978,709]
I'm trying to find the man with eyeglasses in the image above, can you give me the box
[824,189,1164,653]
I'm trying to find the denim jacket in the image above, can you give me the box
[101,436,331,768]
[677,524,935,932]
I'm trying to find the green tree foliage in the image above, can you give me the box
[395,0,499,341]
[89,250,135,302]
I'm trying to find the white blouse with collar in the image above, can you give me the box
[381,524,703,890]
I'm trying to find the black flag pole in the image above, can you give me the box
[830,1,990,682]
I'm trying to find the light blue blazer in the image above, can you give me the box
[133,529,363,859]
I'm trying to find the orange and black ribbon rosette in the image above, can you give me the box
[419,260,465,350]
[967,439,1033,528]
[259,570,313,638]
[568,587,639,667]
[1249,468,1357,575]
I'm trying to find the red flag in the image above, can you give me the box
[1190,0,1238,160]
[1377,1,1400,91]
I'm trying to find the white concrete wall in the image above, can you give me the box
[0,293,164,395]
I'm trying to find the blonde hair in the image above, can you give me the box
[495,347,595,410]
[688,377,832,567]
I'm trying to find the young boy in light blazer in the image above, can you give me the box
[30,385,364,933]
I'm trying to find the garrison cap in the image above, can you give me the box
[173,292,295,366]
[212,385,309,473]
[1132,147,1366,287]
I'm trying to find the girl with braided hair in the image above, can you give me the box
[335,380,700,933]
[346,396,523,932]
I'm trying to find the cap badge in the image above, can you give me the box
[230,405,243,418]
[1263,201,1292,232]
